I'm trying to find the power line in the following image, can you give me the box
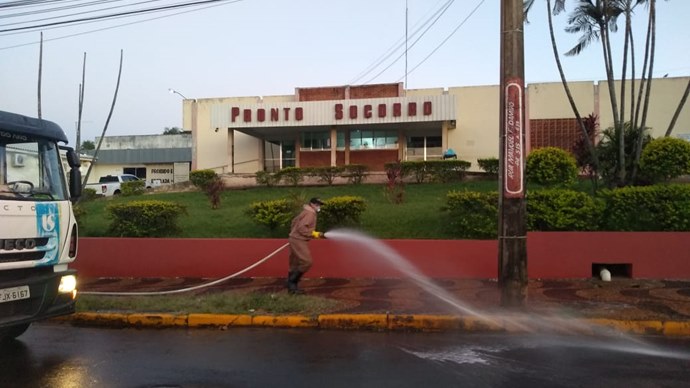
[397,0,486,83]
[0,0,242,50]
[349,0,451,85]
[361,0,457,85]
[0,0,229,34]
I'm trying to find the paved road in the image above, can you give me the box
[1,323,689,388]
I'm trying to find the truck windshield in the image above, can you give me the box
[0,136,68,201]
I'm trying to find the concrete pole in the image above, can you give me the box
[498,0,528,307]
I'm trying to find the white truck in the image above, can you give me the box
[86,174,147,196]
[0,110,82,342]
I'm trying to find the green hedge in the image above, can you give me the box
[639,137,690,183]
[443,191,498,239]
[190,169,218,190]
[106,200,187,237]
[477,157,499,175]
[527,189,601,231]
[121,180,145,196]
[396,160,472,183]
[318,196,367,230]
[526,147,578,187]
[245,199,293,231]
[599,184,690,231]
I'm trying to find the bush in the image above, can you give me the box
[80,187,100,202]
[443,191,498,239]
[106,200,187,237]
[383,161,405,204]
[343,164,368,185]
[245,199,293,231]
[399,161,428,183]
[255,171,281,187]
[477,157,499,176]
[596,123,651,187]
[526,147,578,187]
[308,166,344,186]
[121,180,145,196]
[599,184,690,231]
[426,160,472,183]
[276,167,305,187]
[190,169,219,190]
[318,196,367,230]
[527,189,602,231]
[639,137,690,183]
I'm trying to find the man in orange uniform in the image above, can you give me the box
[287,197,324,294]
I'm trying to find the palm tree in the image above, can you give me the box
[564,0,626,184]
[524,0,600,174]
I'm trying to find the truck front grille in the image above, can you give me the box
[0,237,50,264]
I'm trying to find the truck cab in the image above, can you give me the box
[0,110,82,342]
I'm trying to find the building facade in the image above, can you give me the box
[183,77,690,174]
[85,134,192,187]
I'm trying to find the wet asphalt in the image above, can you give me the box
[1,322,689,388]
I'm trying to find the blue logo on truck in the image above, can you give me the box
[35,203,60,265]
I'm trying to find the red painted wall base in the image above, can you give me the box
[73,232,690,279]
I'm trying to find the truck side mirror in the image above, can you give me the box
[65,148,81,168]
[63,147,82,201]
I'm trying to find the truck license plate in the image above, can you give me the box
[0,286,30,304]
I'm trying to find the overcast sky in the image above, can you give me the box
[1,0,688,146]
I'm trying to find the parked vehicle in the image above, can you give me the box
[86,174,148,196]
[0,110,82,342]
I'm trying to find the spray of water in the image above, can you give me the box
[324,229,690,360]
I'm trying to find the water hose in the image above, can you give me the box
[80,242,289,296]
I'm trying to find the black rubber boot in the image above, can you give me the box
[287,271,305,295]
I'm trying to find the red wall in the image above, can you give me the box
[74,233,690,279]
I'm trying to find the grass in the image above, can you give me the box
[78,179,509,239]
[77,291,347,315]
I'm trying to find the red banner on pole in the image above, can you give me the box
[504,77,524,198]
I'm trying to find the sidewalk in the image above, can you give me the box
[70,276,690,335]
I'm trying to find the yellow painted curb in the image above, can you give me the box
[56,313,690,337]
[126,313,187,327]
[188,314,253,328]
[252,315,318,328]
[318,314,388,330]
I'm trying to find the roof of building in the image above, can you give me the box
[91,148,191,164]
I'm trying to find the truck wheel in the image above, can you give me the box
[113,190,121,195]
[0,323,31,342]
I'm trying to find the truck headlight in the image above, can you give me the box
[59,275,78,299]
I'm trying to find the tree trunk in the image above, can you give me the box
[665,78,690,137]
[632,0,656,182]
[599,8,623,184]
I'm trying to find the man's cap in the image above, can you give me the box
[309,197,324,205]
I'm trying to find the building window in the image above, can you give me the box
[406,136,442,161]
[350,129,397,150]
[301,131,331,150]
[123,167,147,179]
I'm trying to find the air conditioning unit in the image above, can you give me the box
[12,154,25,167]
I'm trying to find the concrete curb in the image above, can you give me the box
[55,313,690,337]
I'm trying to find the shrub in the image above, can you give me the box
[527,189,602,231]
[399,161,428,183]
[255,171,281,187]
[308,166,344,186]
[426,160,472,183]
[639,137,690,183]
[343,164,368,185]
[443,191,498,239]
[596,123,651,187]
[276,167,305,187]
[477,157,499,176]
[599,184,690,231]
[526,147,578,187]
[318,196,367,230]
[383,161,405,204]
[106,200,187,237]
[80,187,100,202]
[121,180,145,196]
[205,176,224,209]
[245,199,293,231]
[73,204,86,230]
[190,169,218,190]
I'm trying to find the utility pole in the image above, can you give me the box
[498,0,528,307]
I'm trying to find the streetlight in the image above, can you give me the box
[168,88,189,100]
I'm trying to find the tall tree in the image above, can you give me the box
[524,0,601,174]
